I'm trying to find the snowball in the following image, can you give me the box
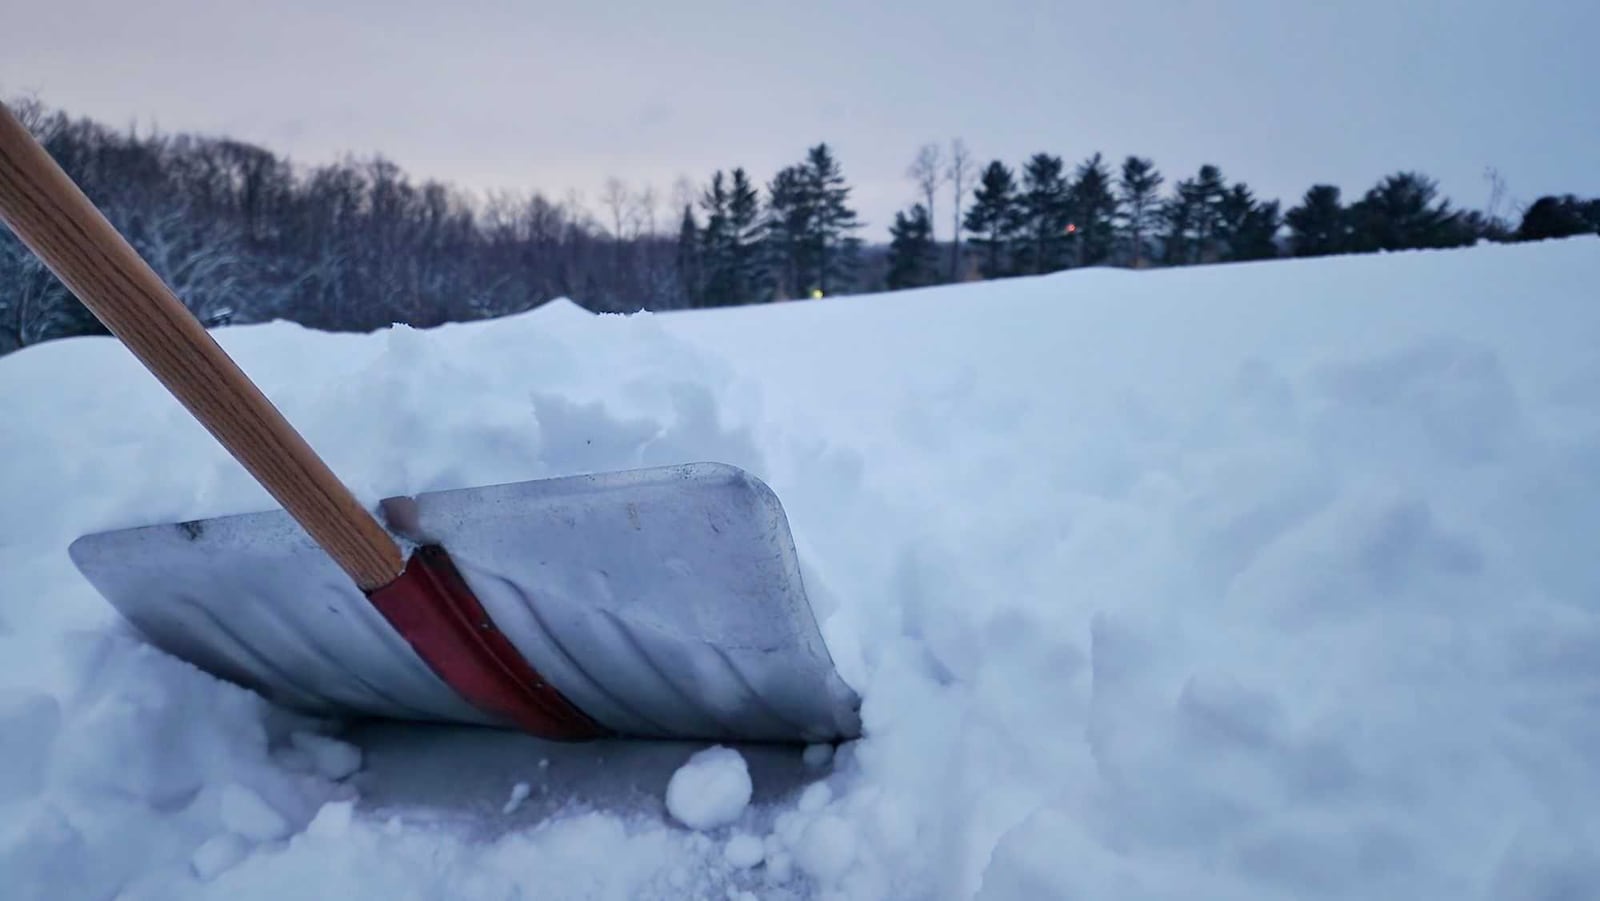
[664,746,752,831]
[802,743,834,769]
[771,809,806,847]
[765,850,795,884]
[797,781,833,812]
[190,833,248,881]
[502,782,531,815]
[794,814,857,884]
[218,784,289,841]
[723,833,765,869]
[289,732,363,781]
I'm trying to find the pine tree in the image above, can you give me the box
[1016,154,1070,274]
[698,170,737,306]
[1347,172,1473,251]
[963,161,1022,278]
[1116,156,1163,267]
[1218,183,1281,261]
[1071,153,1118,266]
[886,203,939,290]
[1192,165,1228,261]
[675,204,702,306]
[1161,165,1227,265]
[1162,176,1200,265]
[1285,185,1348,257]
[800,143,863,295]
[761,165,811,300]
[726,168,761,303]
[1515,194,1600,241]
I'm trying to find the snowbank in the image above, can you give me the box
[3,238,1599,899]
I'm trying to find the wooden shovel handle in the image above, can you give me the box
[0,101,403,590]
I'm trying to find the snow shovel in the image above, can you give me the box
[0,101,859,744]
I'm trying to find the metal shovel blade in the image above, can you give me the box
[68,463,861,744]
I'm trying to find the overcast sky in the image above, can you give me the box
[5,0,1596,240]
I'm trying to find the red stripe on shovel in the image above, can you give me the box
[366,545,607,740]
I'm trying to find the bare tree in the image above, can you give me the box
[0,233,74,351]
[631,184,660,238]
[0,96,79,350]
[945,138,975,280]
[601,177,630,241]
[124,202,247,325]
[907,143,944,241]
[671,175,697,217]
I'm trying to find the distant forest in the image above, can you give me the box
[2,97,1597,356]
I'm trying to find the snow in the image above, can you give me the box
[219,784,291,842]
[0,691,58,803]
[2,237,1600,898]
[796,781,832,813]
[288,732,362,782]
[665,746,754,831]
[723,833,765,868]
[793,814,859,884]
[305,800,354,837]
[191,834,248,882]
[501,782,530,815]
[802,743,834,768]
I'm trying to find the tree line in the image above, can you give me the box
[882,141,1600,290]
[0,98,684,355]
[2,98,1597,357]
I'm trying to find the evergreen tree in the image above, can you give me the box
[800,143,863,295]
[1162,165,1228,264]
[1116,156,1163,268]
[1515,194,1600,241]
[1347,172,1473,251]
[963,160,1023,278]
[1285,185,1348,257]
[698,170,737,306]
[886,203,939,290]
[1071,153,1118,266]
[761,165,811,300]
[726,168,762,303]
[1162,176,1200,265]
[1192,164,1228,261]
[1218,183,1281,261]
[675,204,702,305]
[1016,154,1071,275]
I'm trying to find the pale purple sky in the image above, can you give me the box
[5,0,1596,240]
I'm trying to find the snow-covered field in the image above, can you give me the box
[3,238,1599,899]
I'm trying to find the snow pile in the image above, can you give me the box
[3,237,1600,898]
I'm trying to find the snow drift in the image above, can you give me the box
[2,238,1599,899]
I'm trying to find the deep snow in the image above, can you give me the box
[2,238,1599,899]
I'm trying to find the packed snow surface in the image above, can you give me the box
[3,239,1600,899]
